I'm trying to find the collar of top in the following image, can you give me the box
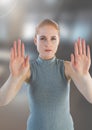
[37,56,56,64]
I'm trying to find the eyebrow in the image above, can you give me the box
[39,35,45,37]
[39,35,57,38]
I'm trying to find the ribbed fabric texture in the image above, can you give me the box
[26,56,74,130]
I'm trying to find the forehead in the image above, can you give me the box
[37,25,59,36]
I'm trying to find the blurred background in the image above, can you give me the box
[0,0,92,130]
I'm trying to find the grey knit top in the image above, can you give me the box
[26,56,74,130]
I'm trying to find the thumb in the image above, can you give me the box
[25,55,30,66]
[71,53,74,66]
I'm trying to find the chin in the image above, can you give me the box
[44,55,55,60]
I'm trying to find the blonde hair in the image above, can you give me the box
[35,19,60,37]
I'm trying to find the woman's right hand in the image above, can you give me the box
[10,39,30,80]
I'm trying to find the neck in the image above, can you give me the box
[39,55,56,60]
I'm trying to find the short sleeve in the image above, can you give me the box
[59,59,68,83]
[30,60,36,82]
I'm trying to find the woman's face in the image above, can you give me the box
[34,25,60,60]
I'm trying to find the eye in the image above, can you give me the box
[51,37,56,40]
[40,37,46,40]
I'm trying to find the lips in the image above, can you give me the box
[45,49,52,52]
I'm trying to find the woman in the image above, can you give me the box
[0,19,92,130]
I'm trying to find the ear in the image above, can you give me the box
[34,37,37,46]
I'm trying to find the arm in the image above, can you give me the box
[65,38,92,103]
[0,40,30,106]
[0,74,24,106]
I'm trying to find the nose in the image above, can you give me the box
[45,40,51,47]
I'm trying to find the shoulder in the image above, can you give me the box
[56,58,71,81]
[25,69,31,83]
[64,60,71,81]
[25,59,36,84]
[64,60,70,68]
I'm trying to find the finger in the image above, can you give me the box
[74,42,78,56]
[10,47,14,61]
[78,37,82,55]
[18,39,21,57]
[71,53,75,65]
[82,39,86,55]
[25,56,29,66]
[87,45,91,60]
[21,43,25,57]
[13,41,17,58]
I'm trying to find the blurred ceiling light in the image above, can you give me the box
[22,23,35,40]
[0,0,11,6]
[60,24,70,39]
[72,23,90,41]
[0,0,17,17]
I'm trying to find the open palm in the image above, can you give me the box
[10,39,30,79]
[71,38,91,75]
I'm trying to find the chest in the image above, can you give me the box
[29,64,69,103]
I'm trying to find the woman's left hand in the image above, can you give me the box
[70,37,91,75]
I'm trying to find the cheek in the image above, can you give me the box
[54,43,59,51]
[54,41,59,48]
[37,43,44,52]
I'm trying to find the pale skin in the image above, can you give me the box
[0,40,30,106]
[0,25,92,106]
[64,38,92,103]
